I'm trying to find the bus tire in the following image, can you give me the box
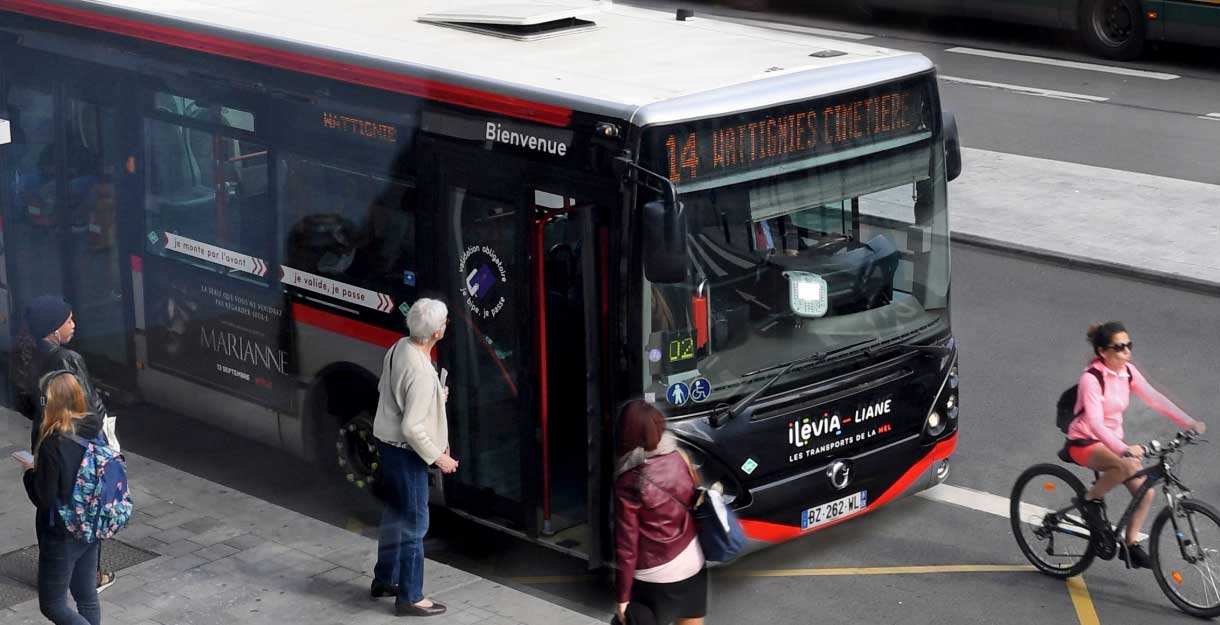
[1078,0,1145,61]
[311,371,382,500]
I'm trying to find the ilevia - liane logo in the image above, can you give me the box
[786,396,895,463]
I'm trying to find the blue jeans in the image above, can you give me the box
[37,522,101,625]
[374,442,431,605]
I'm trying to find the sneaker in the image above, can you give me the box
[1121,543,1153,569]
[96,571,116,593]
[1076,498,1107,531]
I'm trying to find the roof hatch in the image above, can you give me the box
[419,2,602,41]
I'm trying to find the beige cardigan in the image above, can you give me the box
[372,338,448,465]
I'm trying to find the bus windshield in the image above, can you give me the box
[640,142,949,412]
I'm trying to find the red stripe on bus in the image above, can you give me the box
[291,302,402,349]
[738,432,958,543]
[0,0,573,127]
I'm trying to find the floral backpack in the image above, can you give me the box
[55,433,134,542]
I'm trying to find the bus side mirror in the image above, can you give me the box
[943,112,962,182]
[642,199,688,284]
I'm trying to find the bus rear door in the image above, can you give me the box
[1,48,138,396]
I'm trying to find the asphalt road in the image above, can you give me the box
[111,243,1220,625]
[102,7,1220,625]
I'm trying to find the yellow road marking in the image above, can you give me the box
[512,564,1036,584]
[723,564,1037,578]
[1067,576,1102,625]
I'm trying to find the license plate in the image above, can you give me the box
[800,490,868,530]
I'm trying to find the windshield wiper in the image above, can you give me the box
[897,342,952,355]
[710,338,876,427]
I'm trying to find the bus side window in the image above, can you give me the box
[145,118,271,273]
[278,155,416,302]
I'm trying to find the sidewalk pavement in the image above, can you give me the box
[950,148,1220,293]
[0,408,604,625]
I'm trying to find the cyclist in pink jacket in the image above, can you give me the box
[1067,321,1207,568]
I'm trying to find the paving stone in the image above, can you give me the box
[310,565,366,585]
[177,516,225,535]
[221,533,263,551]
[139,501,186,518]
[185,525,249,547]
[157,538,206,557]
[144,510,202,531]
[193,542,240,562]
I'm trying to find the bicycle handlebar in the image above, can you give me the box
[1133,430,1202,459]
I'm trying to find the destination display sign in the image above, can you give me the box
[321,111,398,144]
[648,78,934,185]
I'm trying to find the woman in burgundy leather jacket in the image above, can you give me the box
[614,400,707,625]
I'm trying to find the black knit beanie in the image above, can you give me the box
[25,295,72,340]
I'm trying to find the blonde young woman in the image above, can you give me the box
[18,372,104,625]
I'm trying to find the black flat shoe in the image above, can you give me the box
[370,580,400,599]
[395,601,447,617]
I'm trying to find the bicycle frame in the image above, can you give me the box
[1043,454,1190,546]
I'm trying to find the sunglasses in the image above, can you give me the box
[1107,342,1133,352]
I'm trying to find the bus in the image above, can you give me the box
[0,0,961,565]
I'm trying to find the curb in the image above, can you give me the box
[951,232,1220,298]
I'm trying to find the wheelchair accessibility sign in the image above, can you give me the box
[690,378,711,403]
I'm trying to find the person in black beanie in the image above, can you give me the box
[17,296,108,449]
[13,294,116,592]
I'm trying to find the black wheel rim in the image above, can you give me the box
[1092,1,1135,47]
[336,413,380,490]
[1013,471,1093,574]
[1155,505,1220,612]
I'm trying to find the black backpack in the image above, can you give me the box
[1055,366,1130,433]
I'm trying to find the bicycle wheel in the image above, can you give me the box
[1151,499,1220,618]
[1010,463,1097,578]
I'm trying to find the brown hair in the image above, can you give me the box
[1087,321,1127,359]
[617,399,666,458]
[35,372,89,453]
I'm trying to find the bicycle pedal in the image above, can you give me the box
[1096,540,1118,561]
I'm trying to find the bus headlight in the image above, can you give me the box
[782,271,828,318]
[925,410,946,436]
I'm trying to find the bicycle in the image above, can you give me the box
[1010,430,1220,618]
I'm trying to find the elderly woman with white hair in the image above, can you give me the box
[370,297,458,618]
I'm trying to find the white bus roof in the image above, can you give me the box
[14,0,934,127]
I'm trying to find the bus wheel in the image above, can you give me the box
[1079,0,1145,60]
[335,411,382,494]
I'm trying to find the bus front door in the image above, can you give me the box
[424,146,597,547]
[428,152,535,531]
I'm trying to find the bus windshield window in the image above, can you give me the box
[641,144,949,411]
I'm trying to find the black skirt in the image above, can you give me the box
[630,566,708,623]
